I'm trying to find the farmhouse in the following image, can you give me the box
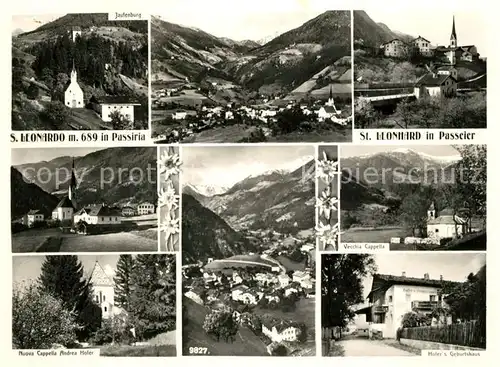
[64,64,84,109]
[355,272,459,338]
[414,72,457,98]
[90,95,141,123]
[278,274,291,288]
[73,204,122,225]
[262,319,301,342]
[121,206,135,216]
[413,36,432,57]
[89,261,120,319]
[22,209,44,227]
[137,202,155,215]
[382,39,408,58]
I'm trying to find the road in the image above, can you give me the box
[338,338,415,356]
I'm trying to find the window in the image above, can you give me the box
[103,295,106,302]
[104,307,107,312]
[388,295,393,303]
[95,295,99,302]
[430,295,436,302]
[435,229,439,233]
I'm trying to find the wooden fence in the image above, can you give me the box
[400,320,485,348]
[322,326,341,341]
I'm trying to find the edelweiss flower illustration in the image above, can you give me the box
[161,211,180,247]
[316,186,338,220]
[316,222,339,250]
[158,182,179,210]
[159,150,181,179]
[317,151,339,183]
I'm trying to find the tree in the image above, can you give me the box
[395,98,418,128]
[399,191,431,236]
[26,84,39,100]
[110,110,132,130]
[321,254,376,329]
[354,98,378,129]
[44,101,69,127]
[12,282,79,349]
[114,255,135,312]
[203,306,238,342]
[38,256,102,340]
[128,254,176,340]
[401,311,430,328]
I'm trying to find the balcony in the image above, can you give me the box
[411,301,439,311]
[373,305,388,313]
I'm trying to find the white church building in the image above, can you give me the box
[64,64,84,109]
[89,261,121,319]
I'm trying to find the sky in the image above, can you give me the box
[359,253,486,301]
[156,0,343,41]
[364,9,488,57]
[12,255,119,287]
[11,148,106,166]
[12,14,64,33]
[182,145,314,187]
[340,145,460,159]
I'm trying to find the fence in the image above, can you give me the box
[400,320,485,348]
[322,326,341,341]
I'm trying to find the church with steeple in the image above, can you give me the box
[64,62,84,108]
[89,261,120,319]
[51,159,78,224]
[445,15,479,65]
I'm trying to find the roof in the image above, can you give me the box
[450,16,457,39]
[323,106,338,113]
[459,45,476,51]
[72,26,82,31]
[53,196,75,210]
[89,261,113,287]
[367,273,460,302]
[428,214,466,225]
[262,318,299,333]
[414,36,431,43]
[415,73,456,87]
[27,209,41,215]
[437,66,456,71]
[231,284,249,292]
[75,204,121,217]
[91,95,141,105]
[382,38,404,45]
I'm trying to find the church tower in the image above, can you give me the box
[89,261,116,320]
[427,202,437,220]
[68,158,77,206]
[450,16,457,48]
[326,85,334,107]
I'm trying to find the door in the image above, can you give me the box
[72,99,76,108]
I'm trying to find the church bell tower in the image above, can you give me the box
[450,16,457,48]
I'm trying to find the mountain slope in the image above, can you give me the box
[353,10,395,48]
[11,167,60,218]
[15,147,157,207]
[182,194,254,263]
[194,160,315,232]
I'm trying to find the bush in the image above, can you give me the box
[440,237,453,246]
[11,222,28,233]
[396,327,403,341]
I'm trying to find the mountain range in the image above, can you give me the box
[182,159,315,262]
[353,10,413,48]
[12,147,157,217]
[152,10,351,95]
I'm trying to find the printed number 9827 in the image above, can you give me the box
[189,347,209,355]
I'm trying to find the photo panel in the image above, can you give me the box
[339,144,486,251]
[12,254,177,356]
[11,147,158,253]
[353,10,486,129]
[321,252,486,356]
[181,145,316,356]
[151,10,353,144]
[12,13,149,131]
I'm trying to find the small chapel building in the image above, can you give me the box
[64,64,84,109]
[89,261,120,319]
[426,202,466,241]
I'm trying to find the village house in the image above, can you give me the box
[137,202,155,215]
[278,274,291,288]
[413,36,433,57]
[73,204,122,225]
[89,261,120,319]
[22,209,44,227]
[90,96,141,123]
[284,285,300,297]
[232,272,243,284]
[203,271,217,283]
[262,319,301,342]
[64,63,84,109]
[300,243,315,252]
[414,71,457,99]
[382,39,408,58]
[255,272,278,286]
[354,272,458,338]
[70,26,82,43]
[121,206,135,217]
[426,203,466,241]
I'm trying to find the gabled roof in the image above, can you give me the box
[89,261,113,287]
[415,73,457,87]
[414,36,431,43]
[428,214,466,225]
[367,273,460,302]
[231,284,249,292]
[53,196,75,210]
[75,204,121,217]
[382,38,404,45]
[27,209,41,215]
[323,106,338,113]
[262,318,300,333]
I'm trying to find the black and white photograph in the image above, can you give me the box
[181,145,316,356]
[12,14,149,130]
[11,147,158,252]
[316,146,340,251]
[353,10,486,128]
[322,253,486,356]
[151,3,352,143]
[12,254,176,356]
[340,145,486,250]
[158,146,181,251]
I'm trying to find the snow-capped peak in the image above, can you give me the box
[185,183,229,197]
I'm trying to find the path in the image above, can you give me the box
[338,338,414,356]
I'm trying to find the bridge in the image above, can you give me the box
[356,92,415,102]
